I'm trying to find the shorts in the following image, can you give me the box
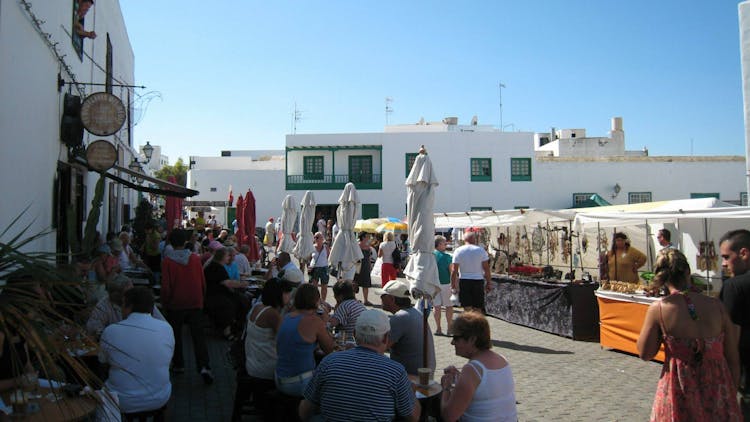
[310,266,330,285]
[433,284,452,307]
[458,279,485,309]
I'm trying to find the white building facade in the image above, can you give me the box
[0,0,160,255]
[187,117,746,228]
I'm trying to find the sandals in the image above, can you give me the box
[434,329,444,336]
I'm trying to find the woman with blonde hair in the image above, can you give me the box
[440,311,517,422]
[378,231,398,286]
[637,248,740,421]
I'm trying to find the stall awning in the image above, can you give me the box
[105,165,199,198]
[571,194,611,208]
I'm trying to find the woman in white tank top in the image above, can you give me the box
[440,311,518,422]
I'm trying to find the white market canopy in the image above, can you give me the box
[434,198,740,230]
[573,198,741,229]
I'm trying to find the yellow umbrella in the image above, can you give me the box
[354,219,381,233]
[376,221,408,233]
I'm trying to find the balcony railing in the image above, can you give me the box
[286,174,382,190]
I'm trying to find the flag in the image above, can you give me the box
[228,185,234,206]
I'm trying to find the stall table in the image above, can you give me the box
[595,290,665,362]
[485,276,599,340]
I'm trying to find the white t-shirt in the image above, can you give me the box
[317,218,327,235]
[380,241,397,264]
[99,313,174,413]
[452,244,489,280]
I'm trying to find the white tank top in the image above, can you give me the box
[462,358,518,422]
[244,305,277,380]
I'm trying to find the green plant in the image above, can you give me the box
[0,211,100,392]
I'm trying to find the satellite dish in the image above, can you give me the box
[471,115,478,126]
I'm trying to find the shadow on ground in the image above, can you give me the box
[492,339,574,355]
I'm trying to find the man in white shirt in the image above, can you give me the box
[232,245,253,277]
[99,287,175,414]
[451,232,492,312]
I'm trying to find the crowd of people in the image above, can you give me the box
[22,204,750,421]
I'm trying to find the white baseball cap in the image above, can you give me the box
[355,309,391,336]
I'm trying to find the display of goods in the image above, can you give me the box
[509,265,542,275]
[600,280,641,294]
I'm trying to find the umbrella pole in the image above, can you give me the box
[422,297,429,368]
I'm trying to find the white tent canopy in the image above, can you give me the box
[434,208,574,229]
[573,198,739,230]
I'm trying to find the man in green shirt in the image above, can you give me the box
[433,235,453,335]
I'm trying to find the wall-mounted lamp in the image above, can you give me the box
[142,141,154,163]
[612,183,621,199]
[129,158,144,184]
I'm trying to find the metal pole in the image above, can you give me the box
[499,82,506,131]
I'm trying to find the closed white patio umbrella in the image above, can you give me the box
[293,191,316,269]
[278,194,298,254]
[328,182,363,281]
[404,146,441,298]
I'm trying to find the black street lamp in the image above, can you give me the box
[142,141,154,163]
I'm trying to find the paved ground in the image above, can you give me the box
[167,275,663,421]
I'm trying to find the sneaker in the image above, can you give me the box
[200,367,214,385]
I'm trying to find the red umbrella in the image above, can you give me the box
[165,176,183,234]
[235,194,245,247]
[244,189,260,262]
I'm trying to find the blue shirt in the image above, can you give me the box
[304,346,415,421]
[224,262,240,280]
[276,314,316,377]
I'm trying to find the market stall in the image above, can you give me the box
[486,275,599,340]
[595,290,664,362]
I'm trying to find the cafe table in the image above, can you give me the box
[408,374,442,422]
[2,387,98,421]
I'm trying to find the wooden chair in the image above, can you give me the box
[232,369,275,421]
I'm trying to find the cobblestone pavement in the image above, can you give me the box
[168,276,663,421]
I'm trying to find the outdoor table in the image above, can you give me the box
[595,290,665,362]
[2,387,98,421]
[485,276,599,340]
[123,269,152,286]
[251,268,268,276]
[408,374,442,422]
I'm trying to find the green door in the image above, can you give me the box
[362,204,379,219]
[349,155,373,184]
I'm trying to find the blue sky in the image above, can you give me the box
[120,1,745,162]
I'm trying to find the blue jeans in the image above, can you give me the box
[275,371,313,397]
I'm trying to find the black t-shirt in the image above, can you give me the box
[720,271,750,366]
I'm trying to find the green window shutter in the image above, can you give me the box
[510,157,532,181]
[470,158,492,182]
[303,156,324,180]
[349,155,373,184]
[405,153,418,177]
[627,192,652,204]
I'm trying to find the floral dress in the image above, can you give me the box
[650,302,741,421]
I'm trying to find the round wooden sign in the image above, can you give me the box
[80,92,126,136]
[85,140,117,172]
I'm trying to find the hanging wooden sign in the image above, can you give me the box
[80,92,126,136]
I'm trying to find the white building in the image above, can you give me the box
[187,116,745,227]
[0,1,188,256]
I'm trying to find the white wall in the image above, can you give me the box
[0,0,135,252]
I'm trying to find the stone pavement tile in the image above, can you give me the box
[168,274,662,422]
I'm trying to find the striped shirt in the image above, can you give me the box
[303,346,415,421]
[331,299,366,337]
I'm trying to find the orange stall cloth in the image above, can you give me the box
[596,290,665,363]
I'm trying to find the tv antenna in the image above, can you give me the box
[292,102,303,134]
[499,82,506,131]
[385,97,394,125]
